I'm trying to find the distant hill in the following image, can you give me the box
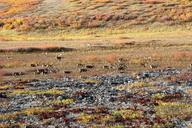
[0,0,192,31]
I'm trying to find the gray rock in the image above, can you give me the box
[187,81,192,87]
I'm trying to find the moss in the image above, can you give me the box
[115,81,153,91]
[77,113,96,123]
[0,123,25,128]
[152,93,166,99]
[153,122,175,128]
[155,102,192,119]
[0,107,53,120]
[10,89,64,95]
[23,107,53,115]
[0,90,6,93]
[50,99,74,105]
[0,85,12,90]
[0,112,20,120]
[100,114,115,122]
[112,109,143,120]
[108,124,124,128]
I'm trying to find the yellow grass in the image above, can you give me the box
[0,24,192,41]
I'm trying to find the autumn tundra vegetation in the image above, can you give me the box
[0,0,192,128]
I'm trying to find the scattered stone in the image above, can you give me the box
[36,68,49,75]
[140,63,147,67]
[79,68,88,73]
[0,93,7,98]
[47,125,56,128]
[118,65,125,71]
[56,54,62,60]
[103,65,110,69]
[57,96,67,100]
[117,63,127,71]
[77,63,84,67]
[31,63,37,67]
[13,72,25,76]
[0,22,4,27]
[64,71,72,74]
[117,58,125,63]
[0,65,3,69]
[189,64,192,69]
[186,81,192,87]
[86,65,94,69]
[149,64,158,69]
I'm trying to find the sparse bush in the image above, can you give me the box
[3,23,14,30]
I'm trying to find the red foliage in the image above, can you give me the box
[174,51,192,61]
[176,72,192,81]
[161,92,183,102]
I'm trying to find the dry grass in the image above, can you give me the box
[0,70,6,81]
[83,53,119,63]
[0,31,192,80]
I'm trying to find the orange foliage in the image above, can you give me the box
[0,0,40,17]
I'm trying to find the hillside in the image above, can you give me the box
[0,0,192,32]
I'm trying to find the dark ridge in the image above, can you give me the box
[0,47,74,53]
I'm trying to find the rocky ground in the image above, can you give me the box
[0,67,192,128]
